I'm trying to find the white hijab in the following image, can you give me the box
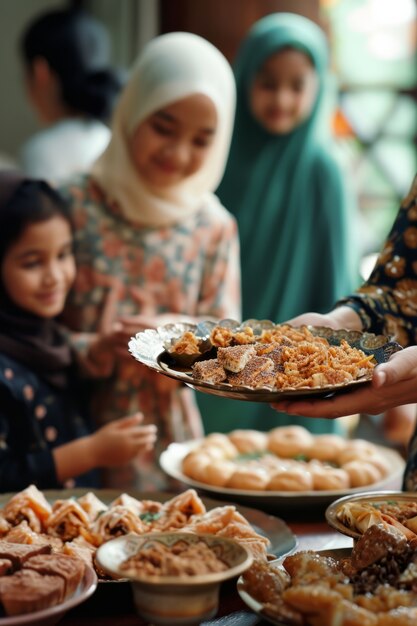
[91,32,236,227]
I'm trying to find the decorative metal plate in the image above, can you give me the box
[128,319,402,402]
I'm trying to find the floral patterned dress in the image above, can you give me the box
[337,175,417,490]
[60,174,241,491]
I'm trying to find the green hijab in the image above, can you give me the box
[198,13,356,434]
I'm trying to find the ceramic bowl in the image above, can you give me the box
[95,532,253,625]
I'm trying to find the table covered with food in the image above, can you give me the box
[0,320,414,626]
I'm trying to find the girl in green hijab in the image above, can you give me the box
[198,13,358,434]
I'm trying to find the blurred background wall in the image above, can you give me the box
[0,0,416,261]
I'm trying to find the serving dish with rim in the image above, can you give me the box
[237,548,351,626]
[0,488,296,567]
[96,532,253,625]
[160,441,405,515]
[0,564,97,626]
[325,490,416,540]
[128,319,402,402]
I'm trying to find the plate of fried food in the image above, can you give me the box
[128,319,402,402]
[325,490,417,541]
[0,484,296,586]
[159,428,405,514]
[238,522,417,626]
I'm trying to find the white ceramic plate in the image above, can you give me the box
[160,441,405,514]
[128,319,402,402]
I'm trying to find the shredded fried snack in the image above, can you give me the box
[170,331,201,355]
[185,324,376,390]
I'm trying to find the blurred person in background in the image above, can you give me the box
[58,32,239,491]
[199,12,358,435]
[19,7,124,181]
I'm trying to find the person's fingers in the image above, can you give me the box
[115,413,144,428]
[373,350,417,388]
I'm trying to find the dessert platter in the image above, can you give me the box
[237,520,417,625]
[160,427,405,513]
[0,485,296,583]
[128,319,402,401]
[325,490,417,540]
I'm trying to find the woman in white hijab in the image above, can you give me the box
[60,32,239,491]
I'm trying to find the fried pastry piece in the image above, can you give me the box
[109,493,144,515]
[46,500,90,541]
[91,506,147,541]
[307,598,378,626]
[5,520,63,551]
[0,569,65,615]
[242,559,290,603]
[356,586,417,612]
[283,551,343,583]
[192,358,227,384]
[152,490,206,531]
[217,345,256,372]
[0,559,12,576]
[77,492,108,522]
[262,598,304,626]
[282,584,345,613]
[350,525,408,570]
[376,608,417,626]
[0,515,11,537]
[62,536,95,568]
[227,356,275,387]
[24,553,85,598]
[162,489,205,516]
[3,485,52,532]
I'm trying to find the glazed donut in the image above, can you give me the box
[226,466,269,491]
[306,434,347,463]
[267,426,314,458]
[267,466,314,491]
[342,460,383,487]
[338,439,379,465]
[309,464,350,491]
[198,459,236,487]
[182,452,211,482]
[358,452,389,478]
[195,444,226,461]
[228,429,268,454]
[199,433,239,459]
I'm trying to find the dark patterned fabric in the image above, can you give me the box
[339,175,417,491]
[0,354,97,492]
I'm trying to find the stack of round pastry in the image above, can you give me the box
[181,426,390,492]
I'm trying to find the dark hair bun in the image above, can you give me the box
[21,8,124,120]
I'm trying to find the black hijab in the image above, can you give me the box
[0,171,73,388]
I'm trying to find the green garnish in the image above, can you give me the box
[293,454,308,462]
[139,511,162,523]
[235,452,264,462]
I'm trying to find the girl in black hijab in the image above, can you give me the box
[0,171,156,492]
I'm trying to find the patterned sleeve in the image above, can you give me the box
[196,208,242,321]
[337,175,417,347]
[0,382,58,492]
